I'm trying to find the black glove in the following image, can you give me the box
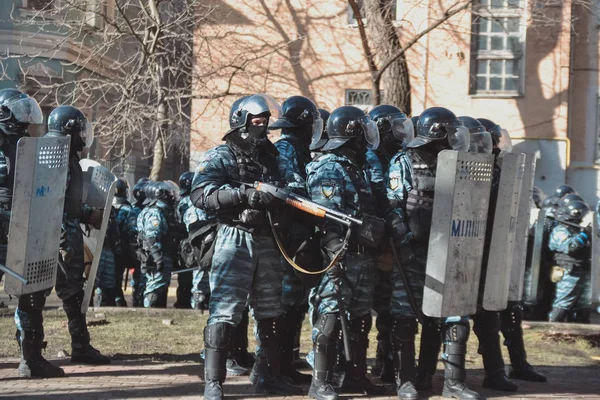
[149,246,165,272]
[385,212,410,245]
[244,188,277,209]
[321,228,344,258]
[357,214,385,249]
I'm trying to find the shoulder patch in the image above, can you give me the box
[321,179,337,199]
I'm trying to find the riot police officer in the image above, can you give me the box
[548,200,593,322]
[554,184,576,199]
[129,179,150,307]
[113,179,133,307]
[460,116,517,392]
[24,105,110,371]
[306,106,386,400]
[0,89,65,378]
[268,95,322,385]
[368,105,414,383]
[94,207,122,307]
[398,107,478,399]
[137,181,178,308]
[191,94,301,399]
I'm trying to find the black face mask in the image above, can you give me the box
[246,124,268,140]
[71,134,85,154]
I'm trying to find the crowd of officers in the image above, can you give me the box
[0,88,597,400]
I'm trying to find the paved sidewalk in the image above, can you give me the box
[1,358,599,399]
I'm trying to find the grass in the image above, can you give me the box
[0,307,599,369]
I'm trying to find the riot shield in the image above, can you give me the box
[79,159,117,313]
[524,208,545,304]
[482,152,525,311]
[4,136,70,295]
[422,150,494,318]
[508,153,536,301]
[592,212,599,312]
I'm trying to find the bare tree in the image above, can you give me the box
[3,0,233,179]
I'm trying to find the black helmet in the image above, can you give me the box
[133,180,151,204]
[47,105,94,151]
[369,105,414,145]
[0,88,43,135]
[558,193,584,208]
[554,184,576,199]
[228,95,251,130]
[477,118,513,152]
[225,94,281,138]
[542,195,560,209]
[458,116,492,154]
[411,115,419,130]
[321,106,379,152]
[309,109,331,151]
[115,179,129,198]
[532,186,544,209]
[268,96,320,130]
[179,171,194,196]
[407,107,469,151]
[145,181,175,205]
[556,200,589,223]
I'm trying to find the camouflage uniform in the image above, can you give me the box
[173,195,192,309]
[94,207,122,306]
[128,204,146,306]
[113,196,133,306]
[137,200,175,308]
[548,224,592,319]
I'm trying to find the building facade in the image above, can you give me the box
[191,0,600,205]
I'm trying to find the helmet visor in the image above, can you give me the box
[312,113,324,140]
[468,131,493,154]
[360,116,380,150]
[309,115,326,151]
[448,125,470,152]
[389,113,415,144]
[81,120,94,148]
[497,128,513,152]
[6,96,43,124]
[244,94,282,127]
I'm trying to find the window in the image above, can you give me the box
[347,0,400,25]
[470,0,525,96]
[345,89,382,111]
[24,0,54,10]
[85,0,109,30]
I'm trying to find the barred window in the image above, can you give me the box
[345,89,372,107]
[470,0,525,96]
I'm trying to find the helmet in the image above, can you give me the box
[145,181,175,205]
[309,109,331,151]
[321,106,379,152]
[407,107,469,151]
[369,105,414,145]
[558,193,584,208]
[477,118,513,152]
[47,105,94,150]
[179,171,194,197]
[0,88,43,135]
[115,179,129,198]
[133,180,151,204]
[532,186,544,209]
[556,200,590,223]
[268,95,321,130]
[225,93,282,138]
[411,116,419,130]
[554,184,576,199]
[458,116,492,154]
[542,195,560,209]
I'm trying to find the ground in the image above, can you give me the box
[0,301,599,400]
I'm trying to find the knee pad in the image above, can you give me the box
[392,317,418,341]
[420,317,441,343]
[443,321,470,345]
[350,314,372,337]
[17,291,47,312]
[375,310,392,334]
[314,313,340,345]
[473,310,500,335]
[204,322,231,349]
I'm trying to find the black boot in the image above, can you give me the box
[573,308,591,324]
[340,314,385,395]
[548,307,568,323]
[391,317,418,400]
[501,302,547,383]
[373,310,394,382]
[227,310,251,376]
[174,270,193,309]
[441,322,479,399]
[16,293,64,378]
[144,287,168,308]
[309,313,339,400]
[281,307,312,385]
[415,317,441,391]
[473,310,517,392]
[63,291,110,365]
[253,317,302,395]
[204,323,230,400]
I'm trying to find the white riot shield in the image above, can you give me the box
[482,152,525,311]
[4,137,70,295]
[524,208,545,303]
[80,159,117,313]
[592,212,600,312]
[508,153,536,301]
[422,151,494,318]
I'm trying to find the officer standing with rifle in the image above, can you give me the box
[268,95,322,385]
[305,106,386,400]
[191,94,301,399]
[129,179,150,306]
[401,107,479,399]
[113,179,133,307]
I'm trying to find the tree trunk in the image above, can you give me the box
[149,101,167,180]
[365,0,411,113]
